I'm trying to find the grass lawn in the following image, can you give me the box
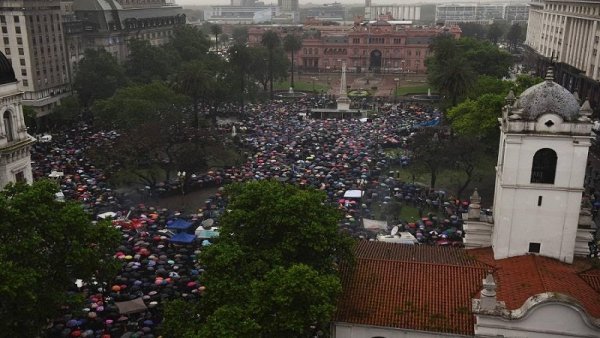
[273,80,329,93]
[386,152,498,203]
[396,84,430,96]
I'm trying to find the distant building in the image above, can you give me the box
[248,22,461,74]
[300,3,346,23]
[525,0,600,112]
[65,0,185,71]
[0,0,71,116]
[278,0,298,12]
[365,2,423,22]
[205,5,279,24]
[0,52,35,187]
[436,2,529,25]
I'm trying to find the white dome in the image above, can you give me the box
[515,79,580,121]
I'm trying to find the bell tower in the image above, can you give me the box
[492,69,593,263]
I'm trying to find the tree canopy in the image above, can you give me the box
[0,180,120,337]
[125,39,177,83]
[427,35,513,106]
[73,49,127,108]
[162,180,354,337]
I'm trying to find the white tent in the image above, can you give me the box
[343,190,364,199]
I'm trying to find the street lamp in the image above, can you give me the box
[177,170,186,210]
[326,66,331,85]
[177,171,186,194]
[311,76,318,93]
[394,77,399,103]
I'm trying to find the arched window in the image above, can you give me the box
[3,110,13,142]
[530,148,557,184]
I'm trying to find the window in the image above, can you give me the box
[3,111,14,142]
[21,69,26,76]
[530,148,557,184]
[4,48,9,55]
[15,26,20,34]
[2,37,7,44]
[15,171,25,183]
[16,37,22,45]
[18,48,23,56]
[22,79,28,86]
[537,196,543,206]
[19,59,25,66]
[13,16,19,23]
[1,27,6,34]
[0,16,5,24]
[528,242,541,253]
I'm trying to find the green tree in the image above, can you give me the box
[210,24,222,51]
[125,39,176,83]
[73,49,126,108]
[92,81,189,130]
[428,56,476,106]
[505,23,524,52]
[458,22,487,39]
[23,105,37,133]
[229,44,251,111]
[410,128,451,188]
[487,22,504,44]
[0,180,120,337]
[162,181,354,337]
[461,38,513,78]
[261,30,281,100]
[283,34,303,89]
[514,74,544,94]
[232,26,249,45]
[89,82,219,187]
[49,96,81,127]
[174,60,213,124]
[446,93,504,140]
[467,75,513,99]
[168,25,210,62]
[446,136,485,199]
[247,47,270,91]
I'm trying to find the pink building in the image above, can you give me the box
[248,21,461,74]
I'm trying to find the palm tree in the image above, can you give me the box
[229,44,250,113]
[211,24,222,51]
[261,30,281,100]
[283,34,302,89]
[430,56,476,106]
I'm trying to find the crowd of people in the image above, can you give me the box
[37,96,467,337]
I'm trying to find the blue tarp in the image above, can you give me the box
[167,219,194,231]
[169,232,196,244]
[416,117,440,127]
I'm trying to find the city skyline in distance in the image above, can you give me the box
[177,0,528,7]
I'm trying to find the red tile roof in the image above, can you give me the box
[335,241,489,335]
[335,242,600,335]
[469,248,600,318]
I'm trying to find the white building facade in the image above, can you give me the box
[524,0,600,114]
[0,52,34,188]
[492,71,593,263]
[526,0,600,81]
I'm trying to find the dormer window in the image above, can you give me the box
[530,148,557,184]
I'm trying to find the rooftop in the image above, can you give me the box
[335,242,600,335]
